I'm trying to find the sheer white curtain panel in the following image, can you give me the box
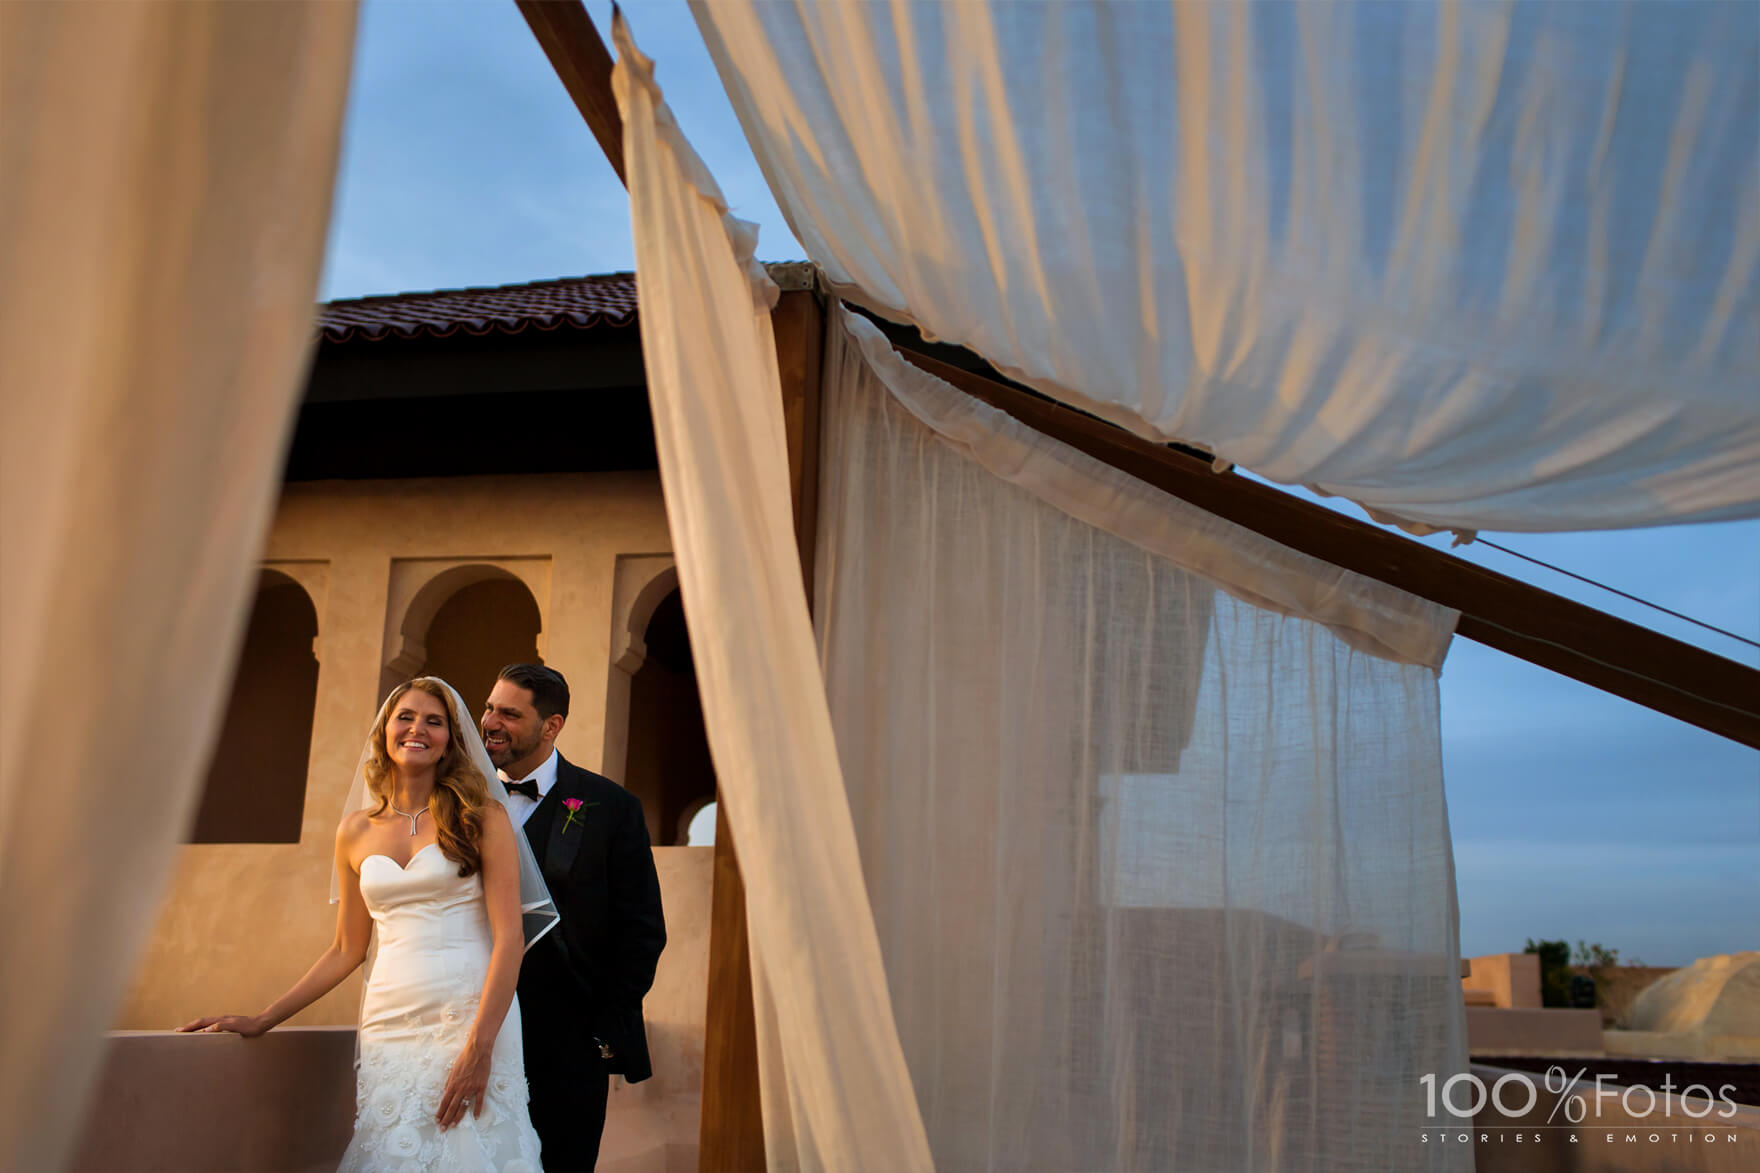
[0,3,356,1169]
[610,15,934,1171]
[816,308,1470,1171]
[693,0,1760,533]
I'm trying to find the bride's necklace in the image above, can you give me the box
[389,799,427,837]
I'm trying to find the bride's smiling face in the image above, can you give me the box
[384,688,451,774]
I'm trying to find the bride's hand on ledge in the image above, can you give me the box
[176,1014,268,1038]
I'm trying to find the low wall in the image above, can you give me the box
[1468,1007,1605,1055]
[67,1022,707,1173]
[1605,1031,1760,1062]
[66,1029,355,1173]
[73,847,714,1173]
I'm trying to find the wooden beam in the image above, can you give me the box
[773,289,827,593]
[515,0,626,187]
[699,289,825,1171]
[698,804,764,1172]
[893,342,1760,749]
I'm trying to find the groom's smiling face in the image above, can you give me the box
[481,680,548,775]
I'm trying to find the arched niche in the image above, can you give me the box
[188,569,320,844]
[620,588,718,846]
[381,560,548,717]
[601,555,678,784]
[679,796,717,846]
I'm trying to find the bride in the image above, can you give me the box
[181,677,558,1173]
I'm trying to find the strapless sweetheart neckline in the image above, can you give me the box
[360,841,443,873]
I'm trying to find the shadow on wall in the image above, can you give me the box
[420,577,542,716]
[188,572,318,844]
[623,589,717,846]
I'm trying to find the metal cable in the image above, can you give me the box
[1475,538,1760,653]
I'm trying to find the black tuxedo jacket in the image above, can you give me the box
[520,755,667,1082]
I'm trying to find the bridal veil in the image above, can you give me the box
[331,677,561,949]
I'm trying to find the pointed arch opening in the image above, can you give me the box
[623,588,719,845]
[385,564,543,719]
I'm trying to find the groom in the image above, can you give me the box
[481,663,667,1172]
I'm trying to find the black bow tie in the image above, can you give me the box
[505,778,541,801]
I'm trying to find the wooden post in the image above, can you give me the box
[698,805,764,1172]
[772,288,827,594]
[698,287,826,1171]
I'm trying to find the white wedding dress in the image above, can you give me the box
[337,842,546,1173]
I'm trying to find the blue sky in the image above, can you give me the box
[321,0,1758,967]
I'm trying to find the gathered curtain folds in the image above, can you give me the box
[691,0,1760,533]
[610,17,935,1171]
[0,2,356,1169]
[817,309,1470,1171]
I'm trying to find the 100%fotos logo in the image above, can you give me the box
[1420,1066,1741,1124]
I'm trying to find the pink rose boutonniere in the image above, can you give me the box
[560,796,597,836]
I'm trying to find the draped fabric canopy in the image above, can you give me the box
[616,12,1465,1169]
[692,0,1760,534]
[611,22,935,1170]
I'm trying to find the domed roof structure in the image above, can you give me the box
[1626,952,1760,1039]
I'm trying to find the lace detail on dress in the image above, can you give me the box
[339,849,544,1172]
[338,989,542,1173]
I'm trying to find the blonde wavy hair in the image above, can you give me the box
[363,677,492,877]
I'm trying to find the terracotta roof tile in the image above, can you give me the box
[317,273,638,343]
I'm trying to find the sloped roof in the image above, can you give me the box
[317,273,638,343]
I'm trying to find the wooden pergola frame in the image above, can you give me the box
[515,3,1760,1167]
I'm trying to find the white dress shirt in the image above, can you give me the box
[499,747,560,826]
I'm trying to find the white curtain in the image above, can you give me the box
[692,0,1760,534]
[611,17,934,1171]
[621,6,1470,1163]
[0,3,355,1169]
[816,309,1470,1171]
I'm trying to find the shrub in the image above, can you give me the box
[1524,938,1574,1008]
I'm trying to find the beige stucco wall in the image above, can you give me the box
[1591,965,1680,1028]
[602,847,712,1173]
[1465,1006,1606,1055]
[119,472,676,1029]
[1464,952,1543,1010]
